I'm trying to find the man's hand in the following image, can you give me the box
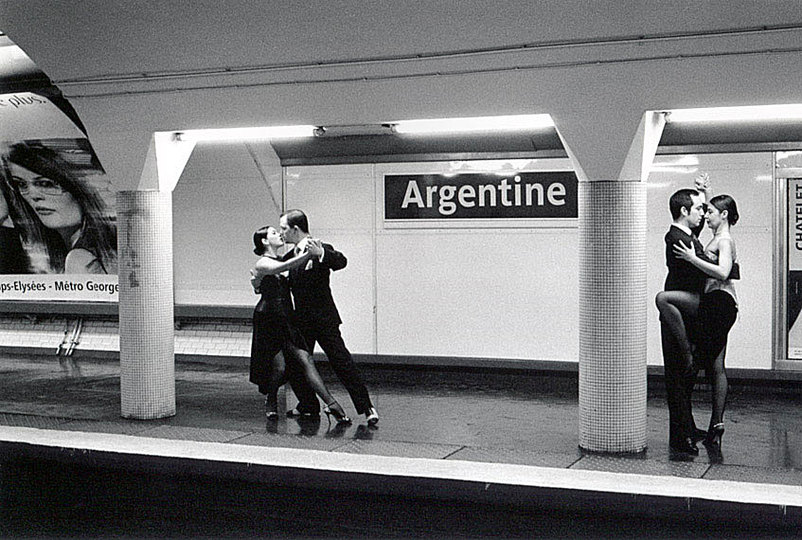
[249,269,261,292]
[672,239,696,262]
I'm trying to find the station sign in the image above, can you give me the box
[384,171,578,221]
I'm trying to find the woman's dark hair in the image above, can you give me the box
[253,226,270,255]
[1,141,117,273]
[709,194,739,226]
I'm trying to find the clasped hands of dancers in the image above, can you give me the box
[249,209,379,427]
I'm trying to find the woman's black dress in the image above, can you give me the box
[249,270,307,394]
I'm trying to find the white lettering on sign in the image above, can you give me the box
[796,182,802,251]
[400,175,567,216]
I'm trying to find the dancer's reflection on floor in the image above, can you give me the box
[354,424,377,441]
[325,421,349,439]
[295,415,322,437]
[58,357,82,377]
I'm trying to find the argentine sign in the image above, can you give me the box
[385,172,578,220]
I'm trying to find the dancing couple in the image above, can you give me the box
[657,175,739,457]
[249,209,379,426]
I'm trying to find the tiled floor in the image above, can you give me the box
[2,353,802,537]
[1,353,801,486]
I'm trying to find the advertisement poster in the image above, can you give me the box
[787,178,802,358]
[0,92,117,302]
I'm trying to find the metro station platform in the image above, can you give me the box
[1,353,802,537]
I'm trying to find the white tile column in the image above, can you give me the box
[118,190,175,419]
[555,111,665,453]
[578,180,647,452]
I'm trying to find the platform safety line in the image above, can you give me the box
[1,425,801,508]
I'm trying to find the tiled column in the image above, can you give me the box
[117,190,175,419]
[578,180,647,453]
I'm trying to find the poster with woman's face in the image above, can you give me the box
[0,92,118,301]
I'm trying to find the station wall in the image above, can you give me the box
[168,149,773,369]
[646,153,772,369]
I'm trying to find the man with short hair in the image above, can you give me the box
[280,209,379,425]
[659,187,709,455]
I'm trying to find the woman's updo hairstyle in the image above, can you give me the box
[709,194,739,226]
[253,226,270,255]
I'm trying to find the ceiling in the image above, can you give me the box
[3,1,801,84]
[1,2,802,164]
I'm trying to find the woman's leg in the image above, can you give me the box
[285,344,351,422]
[697,291,738,431]
[656,290,700,368]
[285,344,335,405]
[708,347,727,428]
[265,352,286,417]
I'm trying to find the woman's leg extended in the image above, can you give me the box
[656,291,700,365]
[285,345,335,405]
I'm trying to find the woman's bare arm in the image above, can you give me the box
[673,238,733,281]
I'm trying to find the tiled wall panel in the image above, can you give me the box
[0,316,252,357]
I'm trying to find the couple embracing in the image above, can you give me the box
[249,209,379,426]
[657,175,740,457]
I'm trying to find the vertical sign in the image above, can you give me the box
[787,178,802,358]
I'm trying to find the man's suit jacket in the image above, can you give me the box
[285,242,347,327]
[663,225,709,293]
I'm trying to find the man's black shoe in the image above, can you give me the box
[691,428,708,444]
[670,437,699,455]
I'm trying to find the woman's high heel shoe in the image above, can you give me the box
[704,423,725,446]
[265,397,278,420]
[323,402,352,424]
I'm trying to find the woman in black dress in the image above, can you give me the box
[249,225,350,423]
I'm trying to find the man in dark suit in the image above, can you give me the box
[279,209,379,425]
[659,187,709,455]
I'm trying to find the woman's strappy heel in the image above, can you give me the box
[323,402,351,424]
[704,423,725,447]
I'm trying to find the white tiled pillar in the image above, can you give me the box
[578,180,647,453]
[117,190,175,419]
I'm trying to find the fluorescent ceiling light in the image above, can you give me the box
[667,104,802,123]
[393,114,554,134]
[175,125,316,142]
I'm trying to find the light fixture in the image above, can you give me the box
[173,125,317,143]
[313,124,396,137]
[666,104,802,123]
[393,114,554,135]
